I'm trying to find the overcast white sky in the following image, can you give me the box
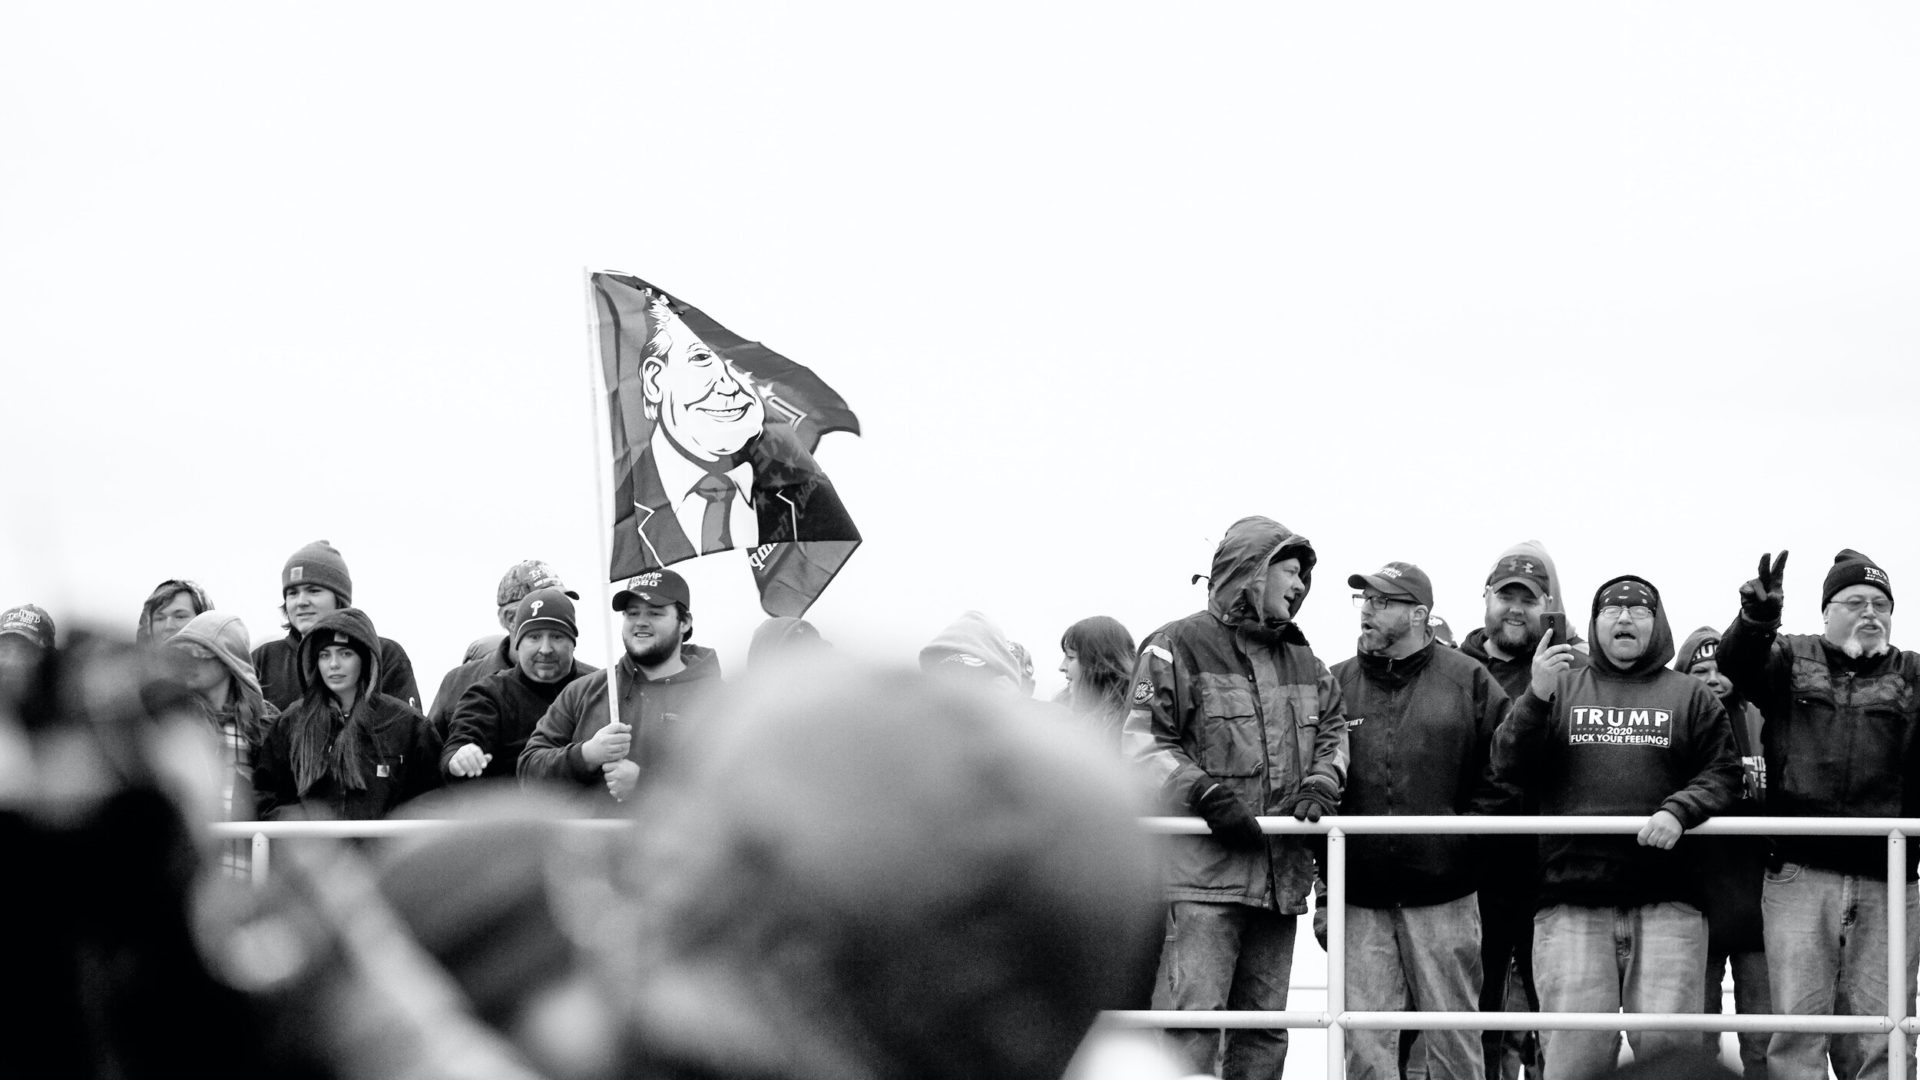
[5,3,1918,707]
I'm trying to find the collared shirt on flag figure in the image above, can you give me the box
[593,272,861,617]
[1121,515,1350,1080]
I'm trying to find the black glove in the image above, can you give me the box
[1739,550,1789,623]
[1289,775,1341,823]
[1191,782,1266,850]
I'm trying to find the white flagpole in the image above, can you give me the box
[582,268,624,797]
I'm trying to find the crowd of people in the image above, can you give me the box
[1,523,1913,1080]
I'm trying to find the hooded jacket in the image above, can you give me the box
[1716,603,1920,877]
[517,644,723,804]
[1490,576,1741,909]
[1331,637,1510,908]
[1120,516,1348,912]
[253,624,422,713]
[918,611,1023,688]
[171,611,277,821]
[253,608,442,821]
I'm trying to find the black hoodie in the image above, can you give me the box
[1490,575,1742,909]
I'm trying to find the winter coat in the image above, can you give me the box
[1716,613,1920,877]
[254,628,422,713]
[1120,515,1348,913]
[1331,639,1510,908]
[517,645,722,802]
[440,661,596,782]
[253,609,441,821]
[1491,576,1741,910]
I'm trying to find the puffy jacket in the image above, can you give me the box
[1491,576,1741,909]
[1331,639,1510,908]
[1716,613,1920,877]
[253,609,441,820]
[253,628,422,713]
[518,645,722,802]
[1121,516,1348,913]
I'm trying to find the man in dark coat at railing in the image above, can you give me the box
[1715,549,1920,1080]
[1332,561,1511,1080]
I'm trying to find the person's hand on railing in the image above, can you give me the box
[603,758,640,803]
[1529,630,1574,701]
[1191,781,1265,849]
[1289,775,1340,823]
[583,720,632,767]
[445,743,491,778]
[1740,550,1789,623]
[1637,809,1683,849]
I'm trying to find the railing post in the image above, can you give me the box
[1328,825,1346,1080]
[1891,829,1908,1080]
[251,831,270,887]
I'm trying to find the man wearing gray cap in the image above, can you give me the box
[1330,562,1510,1080]
[427,560,578,739]
[517,569,721,805]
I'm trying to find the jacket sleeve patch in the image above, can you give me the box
[1132,680,1154,705]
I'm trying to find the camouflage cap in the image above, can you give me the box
[496,560,579,607]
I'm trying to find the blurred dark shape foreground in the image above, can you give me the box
[2,635,1161,1080]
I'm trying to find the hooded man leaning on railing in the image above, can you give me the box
[1490,574,1740,1080]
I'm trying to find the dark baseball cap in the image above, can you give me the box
[512,588,579,646]
[613,569,691,611]
[1347,562,1434,608]
[1486,554,1550,599]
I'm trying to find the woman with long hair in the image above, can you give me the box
[136,579,212,645]
[253,607,439,820]
[1058,615,1137,751]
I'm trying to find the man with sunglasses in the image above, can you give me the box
[1716,549,1920,1080]
[1328,562,1510,1080]
[1490,575,1740,1080]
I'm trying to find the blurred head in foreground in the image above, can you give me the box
[621,656,1162,1080]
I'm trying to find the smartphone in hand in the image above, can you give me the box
[1542,611,1568,646]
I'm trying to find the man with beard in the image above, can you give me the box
[1459,541,1587,1080]
[1122,515,1349,1080]
[517,569,721,805]
[1328,562,1509,1080]
[1490,575,1740,1080]
[442,588,598,784]
[1715,550,1920,1080]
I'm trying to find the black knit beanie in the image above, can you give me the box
[1821,549,1892,611]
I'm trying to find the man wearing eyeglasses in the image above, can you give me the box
[1329,562,1510,1080]
[1490,575,1740,1080]
[1715,549,1920,1080]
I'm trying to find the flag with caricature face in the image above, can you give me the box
[590,272,861,617]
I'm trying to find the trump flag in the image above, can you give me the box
[589,272,861,617]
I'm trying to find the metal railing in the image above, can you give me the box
[1100,814,1915,1080]
[213,814,1917,1080]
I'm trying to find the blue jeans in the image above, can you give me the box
[1532,902,1705,1080]
[1762,862,1920,1080]
[1155,900,1298,1080]
[1346,893,1485,1080]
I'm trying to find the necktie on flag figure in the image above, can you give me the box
[589,272,861,617]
